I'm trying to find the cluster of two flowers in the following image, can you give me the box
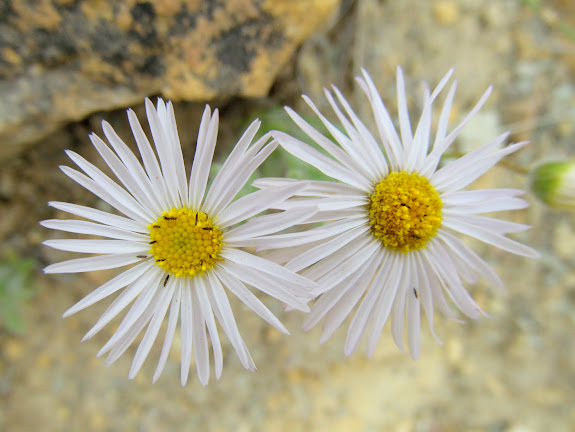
[42,67,539,386]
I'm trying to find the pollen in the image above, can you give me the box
[147,208,223,278]
[368,171,442,253]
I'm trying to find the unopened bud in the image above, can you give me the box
[530,161,575,209]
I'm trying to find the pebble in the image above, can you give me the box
[3,338,25,362]
[446,339,463,364]
[89,413,107,430]
[554,220,575,259]
[432,1,459,25]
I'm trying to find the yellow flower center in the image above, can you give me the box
[147,208,223,278]
[368,171,442,253]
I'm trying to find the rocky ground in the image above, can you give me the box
[1,0,575,431]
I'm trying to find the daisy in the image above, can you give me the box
[254,67,539,359]
[41,99,316,385]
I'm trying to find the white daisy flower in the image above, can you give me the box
[254,67,540,359]
[41,99,316,385]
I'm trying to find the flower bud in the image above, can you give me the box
[531,161,575,209]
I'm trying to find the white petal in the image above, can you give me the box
[41,219,148,242]
[127,108,170,210]
[286,101,378,181]
[206,271,255,371]
[101,120,164,213]
[357,69,403,170]
[405,275,421,360]
[442,188,525,204]
[304,233,378,289]
[63,261,153,317]
[88,268,163,344]
[419,251,463,322]
[366,253,405,356]
[188,106,212,207]
[202,127,270,215]
[446,197,529,214]
[304,209,367,223]
[396,66,413,151]
[274,131,372,191]
[253,177,361,197]
[344,249,391,356]
[145,98,181,208]
[195,277,223,380]
[211,139,279,217]
[189,107,219,209]
[89,133,162,216]
[47,201,146,233]
[60,165,149,225]
[217,182,309,228]
[327,85,387,177]
[242,215,366,251]
[412,251,441,344]
[299,95,381,180]
[259,239,326,266]
[426,241,484,319]
[285,225,370,273]
[442,85,494,153]
[272,196,367,212]
[421,85,493,177]
[129,279,176,379]
[319,264,378,345]
[437,231,503,289]
[405,86,430,171]
[432,81,457,152]
[44,253,142,274]
[302,252,380,331]
[443,213,531,235]
[192,283,210,386]
[222,261,310,311]
[225,206,318,243]
[43,239,148,254]
[104,290,159,366]
[221,248,316,293]
[390,257,410,354]
[180,284,193,386]
[215,265,288,334]
[420,251,458,320]
[65,151,154,221]
[432,139,526,194]
[443,216,540,258]
[165,102,189,206]
[410,68,454,172]
[153,280,182,383]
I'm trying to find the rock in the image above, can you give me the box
[0,0,340,160]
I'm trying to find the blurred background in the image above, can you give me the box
[1,0,574,430]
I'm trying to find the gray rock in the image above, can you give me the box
[0,0,340,160]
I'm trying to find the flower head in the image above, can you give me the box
[42,99,316,385]
[530,160,575,209]
[258,67,539,359]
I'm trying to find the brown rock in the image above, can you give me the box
[0,0,340,160]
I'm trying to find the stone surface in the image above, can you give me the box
[0,0,339,160]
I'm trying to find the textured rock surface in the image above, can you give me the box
[0,0,339,159]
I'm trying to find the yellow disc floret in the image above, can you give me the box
[368,171,442,253]
[147,208,223,278]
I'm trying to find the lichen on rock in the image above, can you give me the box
[0,0,340,159]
